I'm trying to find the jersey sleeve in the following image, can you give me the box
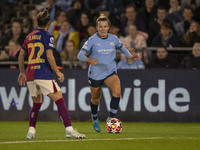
[115,36,131,58]
[80,37,93,53]
[45,35,54,50]
[115,36,123,49]
[22,36,28,53]
[77,38,93,61]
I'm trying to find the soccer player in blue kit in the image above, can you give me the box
[77,14,140,132]
[18,9,85,139]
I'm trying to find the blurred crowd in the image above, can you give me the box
[0,0,200,70]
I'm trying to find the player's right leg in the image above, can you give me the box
[26,81,43,139]
[90,86,102,132]
[27,94,42,139]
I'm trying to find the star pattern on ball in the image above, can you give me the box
[106,118,122,133]
[115,121,121,127]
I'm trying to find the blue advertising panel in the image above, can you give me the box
[0,69,200,122]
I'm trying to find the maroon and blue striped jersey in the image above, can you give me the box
[22,29,54,81]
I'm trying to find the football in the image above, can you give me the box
[106,118,123,133]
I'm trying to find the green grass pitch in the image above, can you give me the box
[0,121,200,150]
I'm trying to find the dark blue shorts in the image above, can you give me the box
[88,71,117,88]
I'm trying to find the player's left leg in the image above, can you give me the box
[104,74,121,122]
[48,91,85,138]
[48,91,72,129]
[37,80,85,139]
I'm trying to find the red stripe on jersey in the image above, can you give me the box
[25,30,39,81]
[52,81,58,93]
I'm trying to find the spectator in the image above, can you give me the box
[175,7,194,39]
[168,0,183,16]
[66,0,84,28]
[55,20,79,53]
[137,0,158,29]
[86,24,96,37]
[29,9,39,31]
[106,0,124,18]
[167,0,183,27]
[151,20,180,47]
[55,0,73,11]
[61,40,85,69]
[44,0,61,22]
[121,24,149,64]
[60,40,78,62]
[1,19,26,50]
[22,9,39,34]
[181,0,200,10]
[98,7,110,18]
[147,47,179,68]
[194,6,200,23]
[76,11,92,42]
[122,24,148,49]
[117,47,145,69]
[126,0,145,8]
[95,7,120,27]
[148,6,169,45]
[109,20,121,37]
[0,50,9,61]
[48,11,67,43]
[181,42,200,69]
[182,21,200,47]
[22,18,34,35]
[157,0,170,10]
[0,39,23,68]
[79,23,96,49]
[84,0,107,17]
[120,4,147,37]
[7,39,21,61]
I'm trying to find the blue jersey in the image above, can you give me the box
[78,33,131,80]
[22,29,54,81]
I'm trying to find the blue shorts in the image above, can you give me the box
[88,71,117,87]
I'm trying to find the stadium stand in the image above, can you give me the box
[0,0,199,69]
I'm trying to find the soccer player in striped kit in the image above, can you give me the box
[77,14,140,132]
[18,8,85,139]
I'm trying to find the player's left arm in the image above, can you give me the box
[129,51,141,61]
[46,49,64,82]
[116,37,141,60]
[18,48,27,86]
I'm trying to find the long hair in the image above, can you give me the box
[183,21,200,44]
[61,40,78,61]
[37,8,50,27]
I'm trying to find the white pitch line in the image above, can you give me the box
[0,137,161,144]
[0,137,199,145]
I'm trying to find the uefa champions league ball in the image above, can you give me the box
[106,118,122,133]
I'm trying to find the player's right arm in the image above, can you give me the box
[18,49,27,86]
[46,49,64,82]
[77,50,98,66]
[77,38,98,66]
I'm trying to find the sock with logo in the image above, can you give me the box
[91,102,98,120]
[29,103,42,127]
[109,96,120,118]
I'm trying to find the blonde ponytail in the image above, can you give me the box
[96,14,111,26]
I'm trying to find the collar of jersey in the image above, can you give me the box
[97,33,109,39]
